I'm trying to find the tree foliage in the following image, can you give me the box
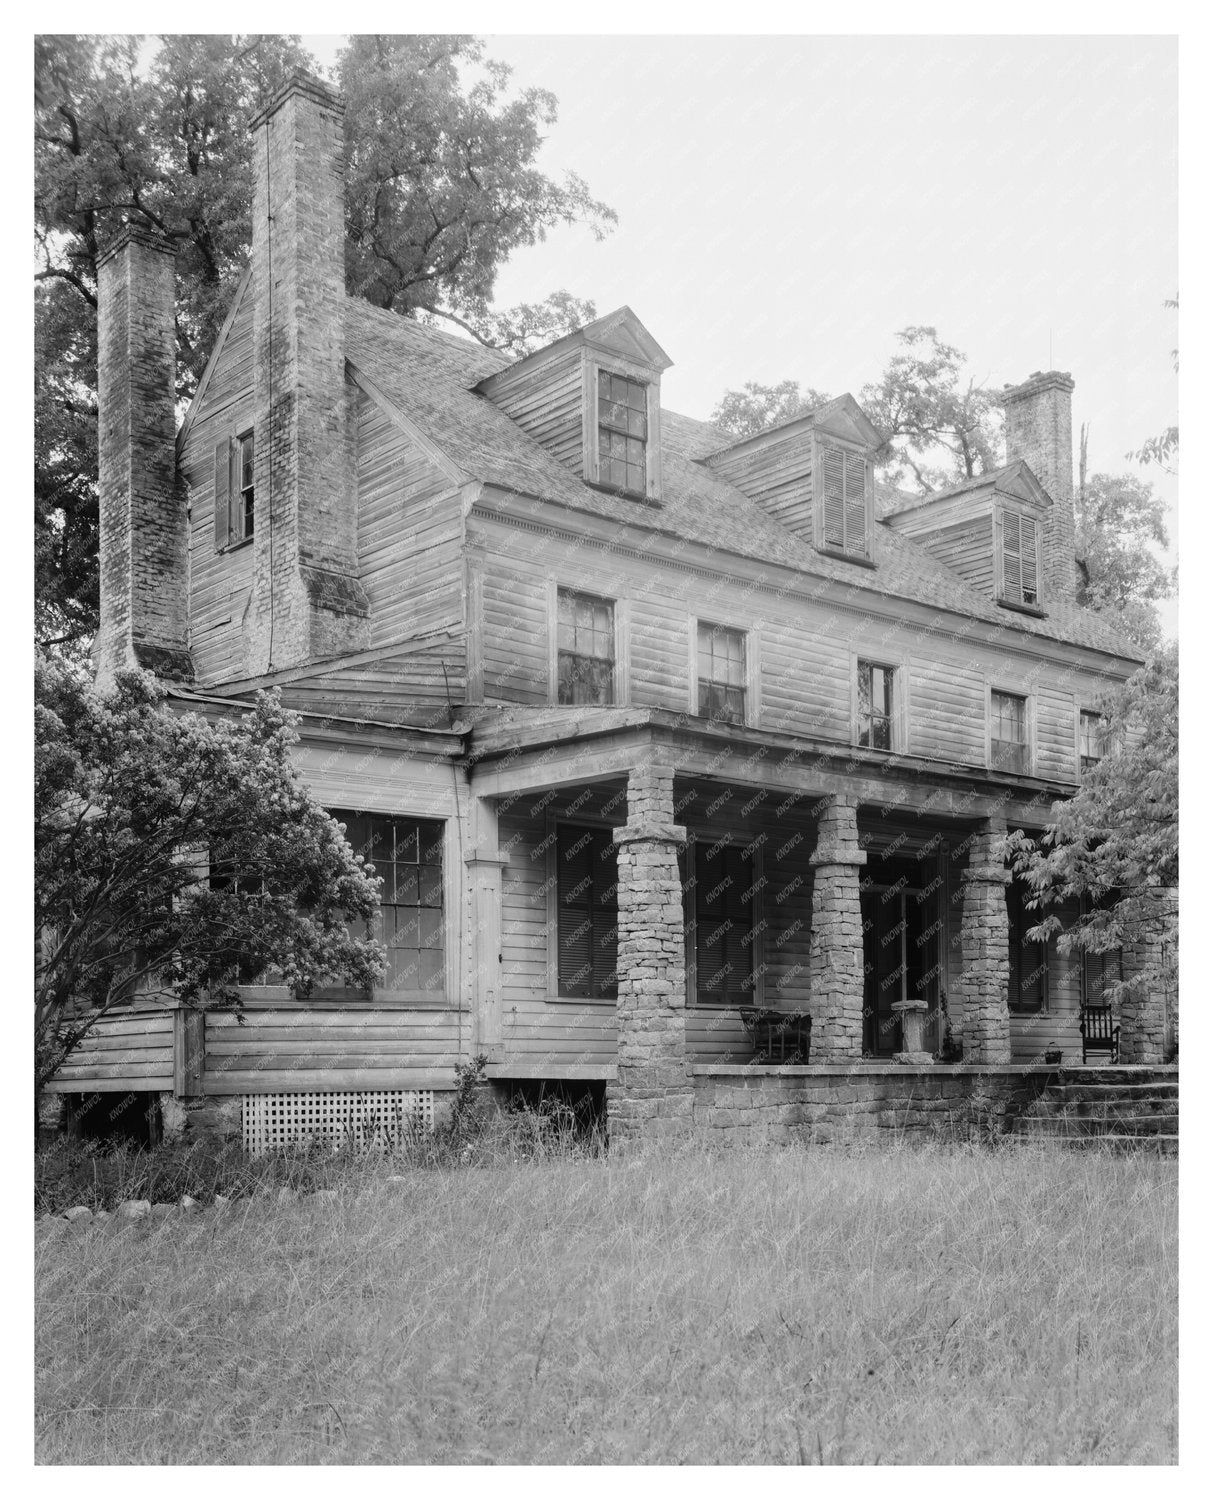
[35,663,385,1090]
[711,326,1001,492]
[1003,643,1178,1004]
[34,33,615,649]
[1075,469,1174,651]
[709,380,833,441]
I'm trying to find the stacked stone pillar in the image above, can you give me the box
[807,796,866,1060]
[1118,885,1177,1063]
[957,818,1011,1065]
[609,762,693,1144]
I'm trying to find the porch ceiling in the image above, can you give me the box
[467,708,1067,827]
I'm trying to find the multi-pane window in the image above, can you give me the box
[337,812,444,994]
[556,823,618,999]
[1080,710,1107,773]
[1001,510,1040,606]
[821,444,869,557]
[697,622,745,724]
[597,371,648,495]
[692,840,759,1005]
[557,589,615,705]
[214,428,254,548]
[990,690,1028,773]
[237,432,255,541]
[1006,876,1046,1013]
[857,661,895,749]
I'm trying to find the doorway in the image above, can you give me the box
[860,856,940,1058]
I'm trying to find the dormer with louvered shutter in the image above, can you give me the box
[884,459,1051,615]
[703,394,881,562]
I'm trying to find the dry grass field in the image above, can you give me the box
[35,1141,1177,1464]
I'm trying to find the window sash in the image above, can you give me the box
[237,432,255,541]
[556,824,618,999]
[858,661,894,749]
[557,590,615,706]
[697,623,746,723]
[336,811,445,993]
[1080,710,1106,770]
[597,371,648,494]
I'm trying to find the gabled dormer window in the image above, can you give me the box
[998,508,1042,609]
[586,356,663,503]
[597,372,648,495]
[815,439,873,561]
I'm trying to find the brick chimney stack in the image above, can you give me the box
[95,227,193,688]
[1002,370,1077,600]
[246,71,369,673]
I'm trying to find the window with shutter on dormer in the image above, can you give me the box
[819,443,870,558]
[1000,510,1040,607]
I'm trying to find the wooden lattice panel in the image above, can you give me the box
[242,1090,434,1155]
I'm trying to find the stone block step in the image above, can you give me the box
[1018,1112,1177,1137]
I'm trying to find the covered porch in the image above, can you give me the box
[465,709,1150,1141]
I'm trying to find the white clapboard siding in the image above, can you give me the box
[45,1007,175,1092]
[181,276,256,686]
[203,1006,465,1093]
[480,347,585,473]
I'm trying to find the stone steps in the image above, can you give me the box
[1014,1068,1178,1154]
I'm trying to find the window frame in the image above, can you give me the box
[684,831,765,1010]
[853,656,904,752]
[545,813,620,1003]
[692,618,752,727]
[1078,708,1108,774]
[214,427,255,553]
[550,584,625,708]
[987,685,1033,775]
[995,503,1045,613]
[813,434,874,564]
[581,349,663,504]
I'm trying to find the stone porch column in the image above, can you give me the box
[957,818,1011,1065]
[808,795,866,1060]
[1118,886,1176,1063]
[609,762,693,1145]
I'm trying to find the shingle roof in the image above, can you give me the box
[344,300,1142,661]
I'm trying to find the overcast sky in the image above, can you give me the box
[306,31,1178,622]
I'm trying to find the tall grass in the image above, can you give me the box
[36,1141,1177,1464]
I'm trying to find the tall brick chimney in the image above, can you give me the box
[246,71,369,674]
[1002,370,1077,600]
[95,227,193,687]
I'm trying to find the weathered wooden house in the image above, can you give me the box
[49,73,1174,1149]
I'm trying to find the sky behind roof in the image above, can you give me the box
[305,31,1178,628]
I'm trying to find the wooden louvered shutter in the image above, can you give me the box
[557,827,595,998]
[844,452,868,556]
[214,437,231,550]
[822,447,846,548]
[1021,516,1039,603]
[1002,512,1022,599]
[591,835,618,999]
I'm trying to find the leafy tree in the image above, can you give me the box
[711,327,1001,492]
[34,33,615,649]
[35,663,385,1090]
[1128,293,1178,473]
[709,380,833,440]
[1075,468,1174,651]
[1003,643,1178,1005]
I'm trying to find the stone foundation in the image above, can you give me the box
[690,1065,1059,1145]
